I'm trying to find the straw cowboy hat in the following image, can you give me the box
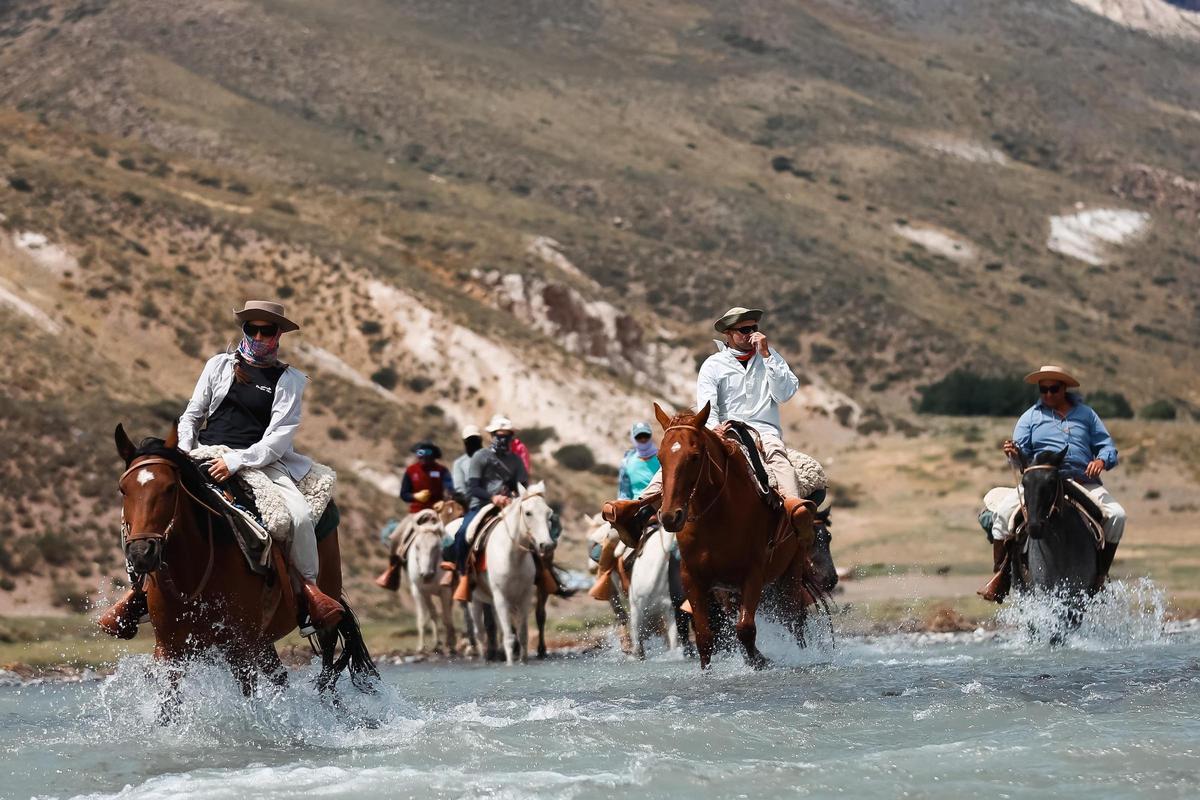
[485,414,515,433]
[234,300,300,333]
[1023,364,1080,388]
[714,306,764,333]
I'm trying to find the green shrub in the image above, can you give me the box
[328,426,348,441]
[370,366,398,390]
[553,444,595,471]
[1086,391,1133,419]
[270,199,298,215]
[360,320,383,336]
[915,370,1030,416]
[518,426,557,452]
[1139,400,1176,421]
[406,376,433,393]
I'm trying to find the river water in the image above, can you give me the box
[1,580,1197,800]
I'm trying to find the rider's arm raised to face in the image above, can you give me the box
[763,347,800,404]
[696,359,723,429]
[222,368,306,475]
[177,354,225,451]
[1089,408,1119,471]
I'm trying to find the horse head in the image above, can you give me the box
[654,401,715,533]
[408,509,446,582]
[515,482,556,557]
[114,423,182,575]
[1022,446,1068,540]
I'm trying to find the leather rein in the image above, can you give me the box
[663,425,730,523]
[118,456,218,604]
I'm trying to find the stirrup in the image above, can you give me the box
[298,615,317,637]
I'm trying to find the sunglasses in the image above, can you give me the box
[243,322,280,338]
[731,324,759,334]
[1038,383,1063,395]
[634,433,652,442]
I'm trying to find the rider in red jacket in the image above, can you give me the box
[400,441,453,513]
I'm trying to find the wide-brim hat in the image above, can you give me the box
[486,415,515,433]
[461,425,482,440]
[234,300,299,333]
[714,306,764,333]
[1023,364,1079,388]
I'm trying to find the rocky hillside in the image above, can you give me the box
[1,0,1198,608]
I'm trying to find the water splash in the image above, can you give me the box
[996,578,1168,649]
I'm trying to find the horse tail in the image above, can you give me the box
[316,599,380,693]
[798,574,836,649]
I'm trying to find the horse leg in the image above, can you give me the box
[413,585,429,654]
[517,593,532,665]
[460,600,478,656]
[256,642,288,688]
[483,603,500,661]
[440,591,456,654]
[668,556,695,659]
[629,588,646,660]
[535,584,548,660]
[492,594,518,666]
[153,645,184,725]
[736,573,770,670]
[683,571,715,670]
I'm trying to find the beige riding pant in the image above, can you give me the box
[640,432,799,499]
[260,462,320,582]
[990,483,1125,544]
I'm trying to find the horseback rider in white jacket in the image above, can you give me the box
[604,306,806,543]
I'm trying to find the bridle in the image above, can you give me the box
[118,456,218,603]
[499,492,549,554]
[1019,463,1063,529]
[663,425,730,523]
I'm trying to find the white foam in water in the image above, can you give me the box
[996,578,1169,649]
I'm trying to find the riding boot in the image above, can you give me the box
[977,541,1012,603]
[589,538,619,601]
[96,589,149,640]
[453,574,472,603]
[374,556,402,591]
[602,493,661,547]
[782,496,816,549]
[438,561,456,587]
[301,583,345,630]
[1091,541,1120,594]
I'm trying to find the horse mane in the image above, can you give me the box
[130,438,220,513]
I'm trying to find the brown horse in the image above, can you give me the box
[113,424,376,703]
[652,402,824,670]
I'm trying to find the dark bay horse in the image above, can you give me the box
[1012,447,1101,632]
[653,403,828,670]
[114,424,376,699]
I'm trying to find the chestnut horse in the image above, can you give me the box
[653,402,826,670]
[114,424,377,701]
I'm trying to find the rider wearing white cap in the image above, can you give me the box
[451,424,483,507]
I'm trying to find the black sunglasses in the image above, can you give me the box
[1038,383,1063,395]
[634,433,652,442]
[732,324,759,334]
[243,322,279,338]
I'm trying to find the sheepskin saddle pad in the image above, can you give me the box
[188,446,337,543]
[722,422,827,501]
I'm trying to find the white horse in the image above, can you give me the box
[403,509,456,654]
[469,482,556,665]
[627,524,684,659]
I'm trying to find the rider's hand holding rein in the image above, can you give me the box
[492,494,512,508]
[208,457,232,482]
[1085,458,1106,479]
[1001,439,1019,459]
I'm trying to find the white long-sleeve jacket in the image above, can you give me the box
[695,340,800,439]
[177,352,313,480]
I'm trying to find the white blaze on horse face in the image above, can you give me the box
[136,468,156,486]
[671,442,682,453]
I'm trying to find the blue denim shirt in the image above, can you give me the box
[1013,397,1118,484]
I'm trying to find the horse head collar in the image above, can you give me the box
[118,456,182,574]
[1021,446,1068,540]
[654,401,726,532]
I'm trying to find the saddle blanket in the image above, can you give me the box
[189,445,337,542]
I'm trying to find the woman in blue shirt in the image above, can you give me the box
[590,422,660,601]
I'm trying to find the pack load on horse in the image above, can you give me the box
[977,365,1125,608]
[601,306,838,669]
[99,301,376,697]
[385,508,456,653]
[460,482,559,664]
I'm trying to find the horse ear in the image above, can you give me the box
[165,423,179,451]
[694,401,711,429]
[114,424,136,465]
[653,402,671,430]
[1051,446,1068,467]
[517,483,528,498]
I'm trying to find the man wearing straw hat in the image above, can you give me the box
[604,306,806,542]
[979,364,1125,600]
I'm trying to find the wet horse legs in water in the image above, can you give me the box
[735,573,770,670]
[535,583,549,659]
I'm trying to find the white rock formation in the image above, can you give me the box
[1069,0,1200,40]
[1046,207,1150,265]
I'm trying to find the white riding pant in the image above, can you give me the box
[640,432,799,499]
[990,483,1125,544]
[260,462,320,582]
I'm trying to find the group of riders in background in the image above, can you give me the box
[101,298,1130,669]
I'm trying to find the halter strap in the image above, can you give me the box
[662,425,730,523]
